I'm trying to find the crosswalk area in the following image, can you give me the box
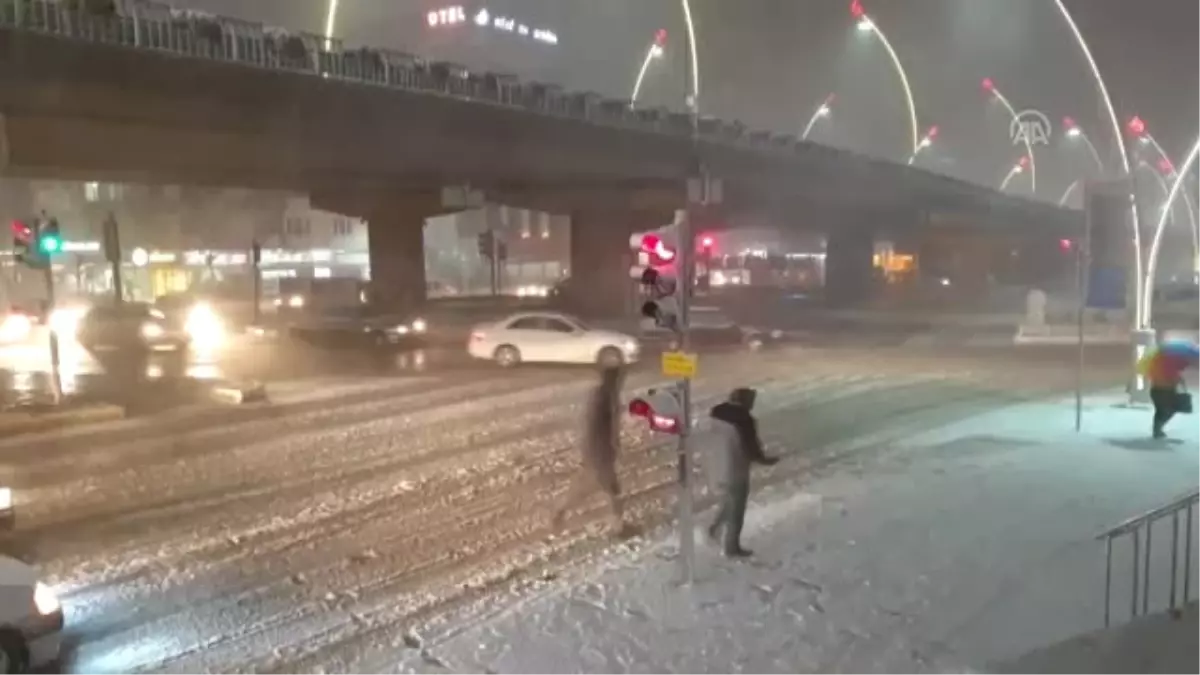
[0,344,1127,673]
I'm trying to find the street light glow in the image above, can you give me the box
[1061,116,1104,172]
[801,93,836,140]
[850,1,920,155]
[1054,0,1143,327]
[322,0,339,49]
[630,32,668,107]
[1144,139,1200,321]
[982,78,1037,194]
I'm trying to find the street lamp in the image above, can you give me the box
[322,0,339,49]
[981,77,1037,194]
[1058,179,1082,207]
[907,125,938,165]
[1137,160,1199,276]
[630,30,668,107]
[1053,0,1143,327]
[1144,139,1200,323]
[801,93,836,140]
[1129,119,1199,256]
[999,156,1028,192]
[680,0,700,114]
[1062,116,1104,173]
[850,0,920,155]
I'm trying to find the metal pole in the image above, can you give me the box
[251,240,262,325]
[1170,511,1180,611]
[1132,527,1141,619]
[1143,520,1153,615]
[43,263,62,405]
[490,207,500,297]
[674,19,698,586]
[1103,536,1113,627]
[1076,189,1093,431]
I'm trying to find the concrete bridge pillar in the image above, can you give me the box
[569,208,673,319]
[824,226,876,309]
[366,205,428,312]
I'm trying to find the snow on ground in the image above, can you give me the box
[402,392,1199,674]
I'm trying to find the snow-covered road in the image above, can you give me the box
[0,345,1129,673]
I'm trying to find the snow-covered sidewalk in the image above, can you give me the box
[379,391,1199,674]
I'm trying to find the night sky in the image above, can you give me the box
[182,0,1198,203]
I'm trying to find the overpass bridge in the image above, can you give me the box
[0,0,1082,312]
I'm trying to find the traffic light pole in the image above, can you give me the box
[42,255,62,406]
[103,213,123,306]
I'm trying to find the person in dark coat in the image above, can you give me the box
[552,365,625,531]
[704,387,777,557]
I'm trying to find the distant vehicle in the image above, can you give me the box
[641,306,782,351]
[287,305,428,351]
[468,312,639,368]
[154,294,230,351]
[0,554,62,672]
[75,302,188,355]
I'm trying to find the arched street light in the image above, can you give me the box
[850,0,920,155]
[907,125,939,165]
[1053,0,1143,327]
[981,78,1037,194]
[630,30,668,107]
[801,93,836,140]
[323,0,339,49]
[1144,139,1200,323]
[1062,116,1104,173]
[999,156,1029,192]
[680,0,700,114]
[1136,161,1199,276]
[1129,118,1199,258]
[1058,179,1082,207]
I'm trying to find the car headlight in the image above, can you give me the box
[49,307,84,338]
[140,322,165,340]
[0,486,11,511]
[392,325,410,335]
[0,314,32,342]
[185,304,224,347]
[33,582,60,615]
[623,339,640,354]
[411,318,427,333]
[288,295,305,308]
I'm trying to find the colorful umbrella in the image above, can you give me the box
[1158,339,1200,363]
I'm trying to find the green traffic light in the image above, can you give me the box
[38,235,62,254]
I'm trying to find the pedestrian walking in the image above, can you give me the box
[703,387,777,557]
[1138,339,1198,439]
[551,365,626,532]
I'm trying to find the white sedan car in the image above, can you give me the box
[468,312,640,367]
[0,556,62,672]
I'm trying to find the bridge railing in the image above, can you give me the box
[1097,488,1198,628]
[0,0,823,159]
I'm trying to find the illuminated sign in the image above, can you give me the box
[431,5,558,45]
[427,6,466,27]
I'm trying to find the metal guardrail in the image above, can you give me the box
[0,0,803,156]
[1097,489,1198,627]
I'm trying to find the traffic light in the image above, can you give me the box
[11,219,32,261]
[627,387,682,434]
[477,231,495,258]
[36,218,62,256]
[630,215,682,330]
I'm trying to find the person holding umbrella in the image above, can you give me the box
[1138,338,1199,439]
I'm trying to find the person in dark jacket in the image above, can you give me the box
[705,387,777,557]
[552,365,625,531]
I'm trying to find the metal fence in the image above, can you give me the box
[1097,488,1198,627]
[0,0,807,157]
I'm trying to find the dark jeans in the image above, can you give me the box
[709,481,749,553]
[1150,386,1178,435]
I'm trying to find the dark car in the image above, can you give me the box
[287,305,429,351]
[642,306,783,352]
[76,302,188,355]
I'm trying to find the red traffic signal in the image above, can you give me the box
[628,399,651,417]
[10,220,31,243]
[640,234,676,264]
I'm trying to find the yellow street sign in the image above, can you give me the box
[661,351,698,379]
